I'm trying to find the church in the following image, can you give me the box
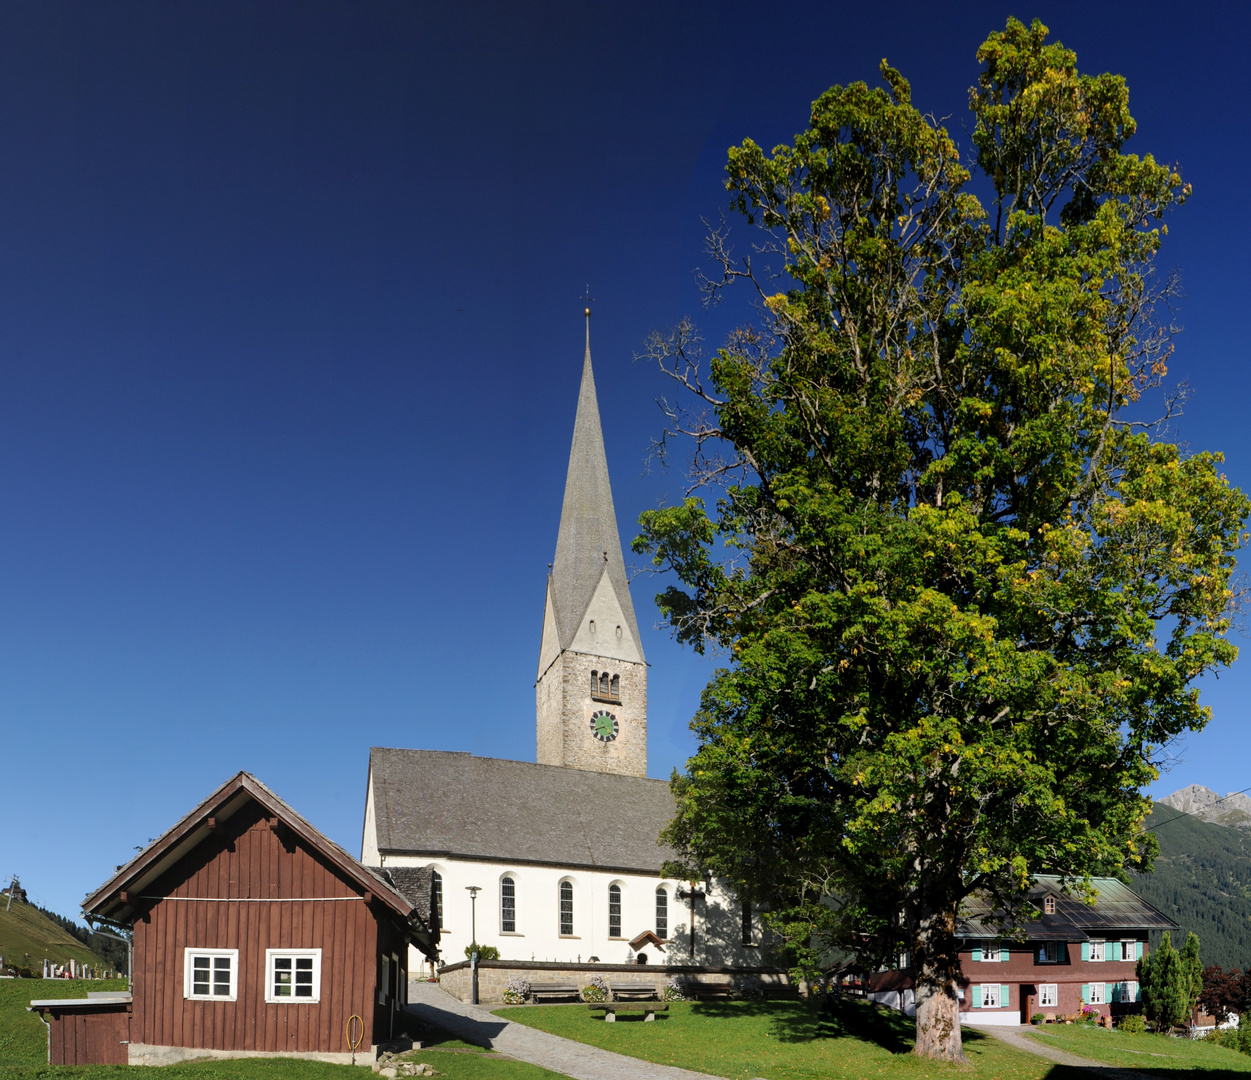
[360,315,766,978]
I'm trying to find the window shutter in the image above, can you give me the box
[1081,942,1090,962]
[1111,983,1121,1003]
[1136,941,1143,960]
[1000,943,1010,963]
[1081,984,1090,1003]
[972,985,982,1009]
[972,944,982,963]
[1001,984,1010,1007]
[1059,941,1067,963]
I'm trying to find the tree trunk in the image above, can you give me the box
[911,906,967,1063]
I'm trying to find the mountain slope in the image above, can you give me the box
[1133,806,1251,970]
[1158,785,1251,829]
[0,900,108,972]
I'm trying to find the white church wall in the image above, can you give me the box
[381,854,768,974]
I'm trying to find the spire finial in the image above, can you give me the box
[580,285,594,350]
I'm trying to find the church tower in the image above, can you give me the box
[536,313,647,777]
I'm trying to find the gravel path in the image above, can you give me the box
[405,981,719,1080]
[981,1025,1152,1078]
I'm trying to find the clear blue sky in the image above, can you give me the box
[3,1,1249,923]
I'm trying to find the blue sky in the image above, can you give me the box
[3,1,1249,923]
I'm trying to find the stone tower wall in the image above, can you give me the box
[536,652,646,777]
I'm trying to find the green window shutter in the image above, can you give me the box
[971,944,982,963]
[1059,941,1067,963]
[972,985,983,1008]
[1081,942,1090,962]
[1000,944,1010,963]
[1081,984,1090,1003]
[1111,983,1121,1003]
[1136,941,1143,960]
[1001,984,1010,1007]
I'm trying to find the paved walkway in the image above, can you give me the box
[405,982,717,1080]
[982,1025,1151,1079]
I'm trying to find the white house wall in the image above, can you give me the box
[380,854,767,974]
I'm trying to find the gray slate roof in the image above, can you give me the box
[548,328,643,655]
[373,864,438,931]
[370,747,676,873]
[956,875,1178,941]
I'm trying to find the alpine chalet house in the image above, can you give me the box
[867,876,1177,1025]
[31,772,437,1066]
[362,315,777,1000]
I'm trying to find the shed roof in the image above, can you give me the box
[83,771,414,927]
[956,875,1178,940]
[369,747,677,873]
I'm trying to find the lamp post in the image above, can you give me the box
[465,886,481,1004]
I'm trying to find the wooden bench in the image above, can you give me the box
[761,983,800,1000]
[610,981,658,1001]
[529,982,579,1002]
[684,979,735,1001]
[589,1002,669,1022]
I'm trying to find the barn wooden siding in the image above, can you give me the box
[42,1005,130,1066]
[131,799,391,1056]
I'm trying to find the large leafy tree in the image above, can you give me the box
[636,18,1247,1061]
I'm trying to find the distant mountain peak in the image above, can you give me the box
[1158,784,1251,828]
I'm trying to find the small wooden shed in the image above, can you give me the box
[52,771,437,1066]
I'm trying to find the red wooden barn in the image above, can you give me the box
[32,772,438,1066]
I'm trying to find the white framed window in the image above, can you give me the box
[1043,895,1056,915]
[981,940,1004,961]
[265,948,321,1003]
[608,883,622,938]
[1119,940,1139,962]
[501,875,517,933]
[981,983,1001,1008]
[559,879,574,936]
[1039,984,1058,1008]
[1087,982,1105,1004]
[1089,940,1105,962]
[1037,941,1061,963]
[184,948,238,1001]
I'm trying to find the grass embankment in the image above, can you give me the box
[0,980,564,1080]
[0,902,109,972]
[498,998,1081,1080]
[1027,1024,1251,1074]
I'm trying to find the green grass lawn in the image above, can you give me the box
[1026,1024,1251,1074]
[0,979,564,1080]
[496,998,1086,1080]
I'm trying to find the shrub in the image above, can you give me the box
[463,944,500,961]
[1118,1013,1147,1034]
[581,975,609,1003]
[502,975,531,1005]
[740,976,764,1001]
[1031,1012,1046,1025]
[664,975,686,1001]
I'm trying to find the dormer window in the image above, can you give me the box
[1044,895,1056,915]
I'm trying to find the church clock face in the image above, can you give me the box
[590,710,619,742]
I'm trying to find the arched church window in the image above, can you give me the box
[559,881,574,936]
[501,876,516,933]
[431,870,443,930]
[610,674,619,699]
[590,671,599,695]
[599,672,610,697]
[609,883,622,938]
[655,887,668,939]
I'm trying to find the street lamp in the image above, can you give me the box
[465,886,481,1004]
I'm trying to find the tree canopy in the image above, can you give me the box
[636,17,1248,1060]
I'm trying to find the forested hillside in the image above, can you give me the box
[1134,807,1251,970]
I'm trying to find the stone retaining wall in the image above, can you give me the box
[431,960,792,1005]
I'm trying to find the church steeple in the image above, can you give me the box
[547,314,643,657]
[536,313,647,777]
